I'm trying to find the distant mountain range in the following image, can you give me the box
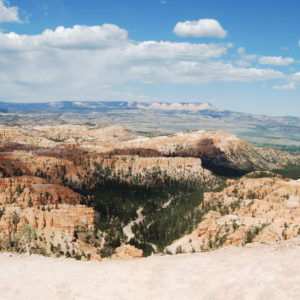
[0,100,218,113]
[0,100,300,151]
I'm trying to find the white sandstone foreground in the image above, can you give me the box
[1,239,300,300]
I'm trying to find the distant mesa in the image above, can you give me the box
[0,100,219,114]
[137,102,218,112]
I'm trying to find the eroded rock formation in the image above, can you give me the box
[0,124,300,260]
[167,172,300,253]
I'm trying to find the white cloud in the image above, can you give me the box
[259,56,294,66]
[273,83,296,90]
[236,47,257,67]
[236,59,251,67]
[289,72,300,84]
[0,0,20,23]
[1,25,226,58]
[273,71,300,90]
[237,47,245,54]
[123,40,227,61]
[292,71,300,78]
[167,61,283,83]
[227,42,233,48]
[237,47,256,60]
[173,19,227,38]
[42,24,128,49]
[0,24,128,52]
[0,24,288,101]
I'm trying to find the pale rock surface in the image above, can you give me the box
[1,239,300,299]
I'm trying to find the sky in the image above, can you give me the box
[0,0,299,116]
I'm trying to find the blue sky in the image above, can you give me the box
[0,0,299,116]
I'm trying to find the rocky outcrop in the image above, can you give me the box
[1,204,94,236]
[167,173,300,253]
[0,124,129,148]
[0,203,96,255]
[0,148,219,189]
[112,245,143,260]
[116,131,300,175]
[0,175,96,257]
[0,176,81,207]
[93,155,217,186]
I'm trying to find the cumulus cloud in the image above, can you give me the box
[259,56,294,66]
[273,83,296,90]
[289,72,300,85]
[0,24,128,52]
[236,47,257,67]
[173,19,227,38]
[123,41,227,61]
[0,23,288,101]
[273,72,300,90]
[41,24,128,49]
[0,0,20,23]
[166,61,283,83]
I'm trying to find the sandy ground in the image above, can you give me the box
[1,239,300,300]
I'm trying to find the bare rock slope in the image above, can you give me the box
[168,172,300,253]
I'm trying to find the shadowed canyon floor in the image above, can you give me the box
[1,238,300,300]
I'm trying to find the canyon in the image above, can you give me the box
[0,123,299,260]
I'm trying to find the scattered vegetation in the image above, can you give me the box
[244,224,267,244]
[245,171,279,179]
[78,162,223,256]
